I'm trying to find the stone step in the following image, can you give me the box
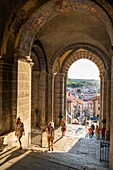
[0,136,4,147]
[49,152,109,170]
[25,145,109,170]
[0,136,8,152]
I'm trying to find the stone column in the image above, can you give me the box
[47,73,54,123]
[17,56,33,146]
[99,74,104,129]
[54,73,65,126]
[110,56,113,170]
[106,79,111,141]
[0,58,13,135]
[38,71,47,129]
[103,73,107,121]
[11,58,18,130]
[0,60,4,135]
[64,75,67,123]
[31,70,40,129]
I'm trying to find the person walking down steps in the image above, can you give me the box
[46,122,55,151]
[60,120,66,137]
[95,125,100,140]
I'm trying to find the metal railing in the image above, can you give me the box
[100,140,110,162]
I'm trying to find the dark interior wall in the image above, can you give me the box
[0,0,17,48]
[0,0,51,55]
[0,0,28,51]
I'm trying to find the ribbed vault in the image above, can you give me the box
[17,0,112,57]
[1,0,113,59]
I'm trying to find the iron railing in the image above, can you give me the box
[100,140,110,162]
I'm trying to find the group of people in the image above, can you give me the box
[15,117,106,152]
[15,117,66,151]
[88,124,106,140]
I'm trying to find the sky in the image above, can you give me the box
[68,59,100,80]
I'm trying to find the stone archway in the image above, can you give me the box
[0,0,112,134]
[50,44,111,142]
[1,0,113,168]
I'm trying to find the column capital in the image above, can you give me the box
[19,56,34,67]
[55,72,66,77]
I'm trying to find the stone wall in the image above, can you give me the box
[54,73,65,126]
[17,59,32,146]
[0,61,13,134]
[109,57,113,170]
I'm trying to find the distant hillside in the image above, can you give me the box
[67,78,100,88]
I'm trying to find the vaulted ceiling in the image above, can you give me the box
[0,0,113,63]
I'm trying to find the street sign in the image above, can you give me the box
[90,117,98,121]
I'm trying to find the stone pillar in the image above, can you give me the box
[99,74,104,129]
[106,79,111,141]
[31,70,47,130]
[31,70,40,129]
[38,71,47,129]
[54,73,65,126]
[0,59,13,135]
[0,60,4,135]
[11,58,18,130]
[17,56,33,146]
[64,75,67,123]
[109,56,113,170]
[103,73,107,121]
[47,73,53,123]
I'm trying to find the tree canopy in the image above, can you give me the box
[67,78,100,89]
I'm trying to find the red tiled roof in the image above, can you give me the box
[75,96,84,104]
[66,94,84,104]
[67,98,73,102]
[67,95,75,101]
[92,96,100,101]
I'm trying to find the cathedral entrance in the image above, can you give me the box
[1,0,113,169]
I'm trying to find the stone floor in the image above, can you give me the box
[0,124,109,170]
